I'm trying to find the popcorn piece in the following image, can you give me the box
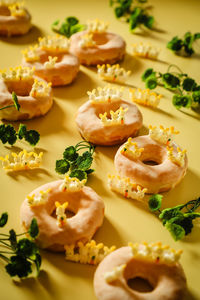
[79,33,96,48]
[108,174,147,201]
[120,138,144,160]
[65,240,116,265]
[30,79,52,97]
[0,66,35,82]
[87,85,124,104]
[38,35,70,52]
[129,88,162,108]
[104,264,126,283]
[132,42,160,60]
[27,188,51,206]
[149,125,179,146]
[86,19,109,33]
[167,146,187,167]
[99,107,128,127]
[0,150,43,171]
[44,56,58,69]
[59,175,86,192]
[55,201,68,228]
[97,64,131,83]
[128,242,183,265]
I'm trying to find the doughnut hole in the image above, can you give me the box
[94,100,125,119]
[38,52,64,64]
[127,277,153,293]
[51,204,76,220]
[5,78,34,96]
[124,259,157,294]
[139,143,167,166]
[92,33,109,45]
[0,6,11,16]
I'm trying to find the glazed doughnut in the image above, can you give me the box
[114,126,188,194]
[22,35,80,87]
[0,66,53,121]
[70,19,126,66]
[0,1,31,36]
[76,86,143,146]
[94,242,187,300]
[20,176,105,252]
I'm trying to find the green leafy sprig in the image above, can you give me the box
[110,0,154,32]
[55,141,95,181]
[148,195,200,241]
[0,92,20,112]
[52,16,85,38]
[0,212,41,278]
[141,64,200,110]
[167,32,200,57]
[0,123,40,146]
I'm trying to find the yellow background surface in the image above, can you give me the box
[0,0,200,299]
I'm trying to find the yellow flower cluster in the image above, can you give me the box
[55,201,68,228]
[79,33,96,48]
[129,241,183,265]
[149,125,179,146]
[99,107,128,127]
[30,79,52,98]
[120,137,144,160]
[0,149,43,171]
[167,146,187,167]
[104,264,126,283]
[86,19,109,33]
[0,66,35,81]
[108,174,147,201]
[59,175,86,192]
[132,42,160,60]
[65,240,116,265]
[87,85,124,104]
[97,64,131,83]
[129,88,162,108]
[27,188,51,206]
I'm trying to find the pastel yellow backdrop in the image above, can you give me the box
[0,0,200,300]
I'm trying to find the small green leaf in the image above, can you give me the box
[63,146,78,161]
[16,238,38,259]
[141,68,154,82]
[172,94,192,109]
[52,19,59,26]
[76,151,93,171]
[192,91,200,104]
[86,168,95,174]
[66,16,79,26]
[0,124,17,145]
[145,75,157,89]
[0,212,8,227]
[12,92,20,111]
[69,169,87,181]
[55,159,70,174]
[143,15,154,29]
[5,255,32,278]
[194,33,200,40]
[70,24,85,35]
[33,253,42,276]
[167,36,183,52]
[115,6,125,18]
[24,130,40,146]
[17,124,27,139]
[148,194,163,212]
[182,77,197,92]
[28,218,39,239]
[159,205,184,225]
[165,222,185,241]
[162,73,180,89]
[9,229,17,250]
